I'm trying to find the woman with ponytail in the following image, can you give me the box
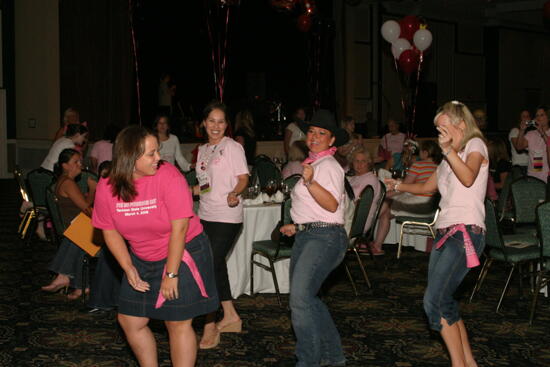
[41,148,97,300]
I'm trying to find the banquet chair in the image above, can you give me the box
[510,176,546,230]
[14,166,32,236]
[529,201,550,325]
[395,207,440,260]
[495,173,514,222]
[45,185,93,301]
[283,174,301,191]
[469,199,539,313]
[23,168,55,243]
[344,185,375,295]
[250,197,293,306]
[510,165,525,181]
[75,169,98,195]
[363,183,386,252]
[251,155,282,189]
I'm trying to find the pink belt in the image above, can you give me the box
[434,224,480,268]
[155,249,209,309]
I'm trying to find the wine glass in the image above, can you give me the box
[265,179,278,196]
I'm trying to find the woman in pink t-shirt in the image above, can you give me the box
[386,101,488,367]
[279,110,349,367]
[513,105,550,183]
[192,101,249,350]
[92,126,218,366]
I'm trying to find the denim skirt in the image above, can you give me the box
[118,232,219,321]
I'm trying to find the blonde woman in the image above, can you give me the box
[386,101,488,367]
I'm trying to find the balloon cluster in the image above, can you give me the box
[270,0,317,32]
[381,16,433,74]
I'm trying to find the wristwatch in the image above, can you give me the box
[166,272,179,278]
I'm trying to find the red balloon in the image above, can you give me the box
[399,15,420,42]
[398,49,419,74]
[297,14,312,32]
[544,0,550,20]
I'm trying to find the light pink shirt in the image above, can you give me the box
[347,172,381,231]
[197,137,249,223]
[381,132,406,154]
[89,140,113,168]
[524,129,550,183]
[282,161,303,179]
[92,163,202,261]
[436,138,489,230]
[291,155,345,224]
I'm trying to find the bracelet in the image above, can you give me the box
[229,191,238,196]
[304,180,313,188]
[443,147,453,156]
[166,272,179,278]
[394,181,401,192]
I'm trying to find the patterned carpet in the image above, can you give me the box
[1,178,550,366]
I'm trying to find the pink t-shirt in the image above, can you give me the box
[347,171,381,231]
[291,155,346,224]
[90,140,113,167]
[197,137,249,223]
[436,137,489,230]
[524,129,550,183]
[92,162,202,261]
[381,132,406,154]
[282,160,303,179]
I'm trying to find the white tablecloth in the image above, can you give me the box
[382,217,430,252]
[226,203,290,298]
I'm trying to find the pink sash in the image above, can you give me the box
[434,224,480,268]
[155,249,209,309]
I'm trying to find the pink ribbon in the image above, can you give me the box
[434,224,480,268]
[303,146,337,165]
[155,249,209,309]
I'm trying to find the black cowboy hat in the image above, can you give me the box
[297,109,350,147]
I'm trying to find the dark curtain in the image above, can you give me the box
[59,0,133,141]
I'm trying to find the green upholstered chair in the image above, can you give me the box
[529,201,550,325]
[344,185,375,295]
[469,199,539,313]
[250,198,293,306]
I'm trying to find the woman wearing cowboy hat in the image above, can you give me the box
[280,110,349,367]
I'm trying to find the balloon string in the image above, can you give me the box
[411,52,423,133]
[393,58,407,125]
[128,0,142,126]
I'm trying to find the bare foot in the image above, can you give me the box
[216,315,241,330]
[199,325,220,349]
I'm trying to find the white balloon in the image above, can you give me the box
[391,38,411,59]
[413,29,433,51]
[381,20,400,43]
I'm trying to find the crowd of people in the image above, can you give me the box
[29,100,550,366]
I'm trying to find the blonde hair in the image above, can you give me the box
[433,101,485,151]
[350,148,373,172]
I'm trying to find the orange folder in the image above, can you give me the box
[63,212,103,256]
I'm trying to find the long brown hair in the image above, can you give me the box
[109,125,156,202]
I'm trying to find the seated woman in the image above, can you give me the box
[282,140,309,179]
[41,124,88,172]
[369,140,441,255]
[335,116,363,169]
[346,149,382,233]
[41,148,97,300]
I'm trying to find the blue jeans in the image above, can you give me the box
[290,226,348,367]
[423,227,486,331]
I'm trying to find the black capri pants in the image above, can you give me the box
[201,220,242,302]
